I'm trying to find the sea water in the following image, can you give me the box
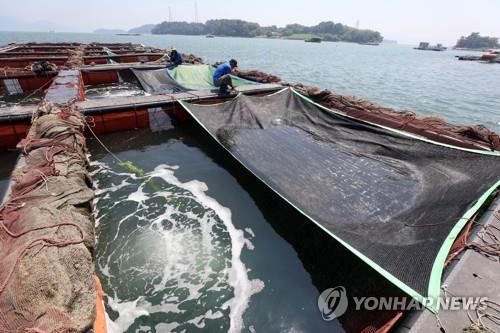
[92,161,263,332]
[88,127,344,332]
[1,31,499,131]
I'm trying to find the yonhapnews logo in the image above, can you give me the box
[317,286,488,321]
[317,286,349,321]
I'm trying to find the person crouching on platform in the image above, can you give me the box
[213,59,239,95]
[168,47,182,69]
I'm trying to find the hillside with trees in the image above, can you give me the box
[455,32,499,49]
[151,19,383,43]
[129,24,156,34]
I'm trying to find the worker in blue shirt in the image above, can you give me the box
[168,47,182,69]
[213,59,239,94]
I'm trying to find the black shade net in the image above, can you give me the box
[179,88,500,307]
[131,68,188,94]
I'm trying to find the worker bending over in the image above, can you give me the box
[213,59,239,95]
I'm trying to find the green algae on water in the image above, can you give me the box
[119,161,178,204]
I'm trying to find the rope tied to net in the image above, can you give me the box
[0,221,85,295]
[82,115,161,189]
[20,131,81,155]
[83,115,123,164]
[17,76,56,109]
[465,299,500,331]
[468,211,500,258]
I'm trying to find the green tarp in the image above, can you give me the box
[167,65,255,91]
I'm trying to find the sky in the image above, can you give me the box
[0,0,499,45]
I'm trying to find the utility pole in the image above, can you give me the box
[195,0,199,23]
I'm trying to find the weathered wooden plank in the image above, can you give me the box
[80,63,166,72]
[0,84,283,121]
[83,53,164,59]
[75,83,283,111]
[0,105,36,118]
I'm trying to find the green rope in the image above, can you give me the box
[85,115,178,204]
[118,161,179,205]
[118,161,161,192]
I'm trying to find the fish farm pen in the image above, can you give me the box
[0,42,499,333]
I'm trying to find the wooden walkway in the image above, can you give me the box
[80,63,166,72]
[75,83,282,112]
[0,83,283,121]
[0,105,36,120]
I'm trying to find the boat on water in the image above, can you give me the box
[206,34,215,38]
[414,41,447,51]
[305,37,322,43]
[116,33,141,36]
[457,50,500,63]
[0,41,499,333]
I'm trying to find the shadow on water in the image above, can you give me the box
[89,115,406,332]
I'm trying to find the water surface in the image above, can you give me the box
[89,126,348,332]
[1,31,498,131]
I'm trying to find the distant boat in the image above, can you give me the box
[414,42,447,51]
[359,42,380,46]
[456,51,500,63]
[116,33,141,36]
[305,37,322,43]
[206,35,215,38]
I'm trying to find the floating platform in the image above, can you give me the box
[456,52,500,63]
[0,42,282,149]
[414,42,447,51]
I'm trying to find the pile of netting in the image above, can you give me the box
[182,53,204,64]
[228,65,499,151]
[0,102,96,332]
[212,62,282,83]
[65,45,85,69]
[151,52,204,66]
[31,61,58,75]
[2,67,42,75]
[236,69,281,84]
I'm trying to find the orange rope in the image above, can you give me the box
[0,222,85,295]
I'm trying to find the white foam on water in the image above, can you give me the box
[105,297,150,332]
[127,184,147,202]
[244,239,255,251]
[93,162,264,332]
[244,228,256,250]
[244,228,256,238]
[150,164,264,333]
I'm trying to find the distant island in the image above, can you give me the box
[151,19,383,43]
[455,32,499,50]
[129,24,156,34]
[93,24,155,35]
